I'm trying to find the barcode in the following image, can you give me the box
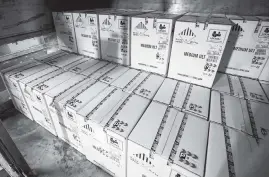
[255,49,266,55]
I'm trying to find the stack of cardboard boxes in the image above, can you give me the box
[2,9,269,177]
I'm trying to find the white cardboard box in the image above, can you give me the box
[210,90,269,140]
[77,90,150,177]
[153,78,210,119]
[128,101,209,177]
[219,15,269,79]
[53,79,97,144]
[122,71,150,94]
[19,67,59,122]
[79,61,109,76]
[8,63,53,119]
[73,11,101,58]
[259,57,269,83]
[29,70,77,135]
[109,68,141,89]
[261,83,269,99]
[210,91,253,135]
[168,15,232,87]
[42,53,84,69]
[43,74,89,151]
[239,77,269,103]
[82,62,118,80]
[52,12,78,52]
[34,50,67,63]
[68,58,100,74]
[99,65,129,84]
[205,123,258,177]
[212,72,244,98]
[99,10,143,65]
[133,74,164,99]
[131,13,182,75]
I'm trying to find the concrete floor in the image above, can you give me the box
[1,108,111,177]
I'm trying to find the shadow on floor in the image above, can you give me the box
[2,109,111,177]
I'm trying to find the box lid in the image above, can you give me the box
[63,57,89,71]
[65,81,108,111]
[239,77,269,103]
[35,50,67,62]
[134,74,164,99]
[44,54,84,68]
[256,16,269,21]
[80,61,109,76]
[162,114,209,177]
[110,69,141,89]
[134,12,182,19]
[226,15,244,20]
[129,102,179,153]
[205,123,258,177]
[241,16,259,21]
[153,78,178,105]
[208,17,232,25]
[19,66,59,85]
[68,59,99,74]
[56,79,96,109]
[90,63,118,80]
[9,63,50,81]
[123,71,150,93]
[210,91,253,135]
[1,61,39,77]
[245,101,269,140]
[78,87,129,125]
[45,74,87,98]
[105,94,151,138]
[99,65,129,84]
[33,71,77,94]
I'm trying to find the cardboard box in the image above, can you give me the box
[205,123,258,177]
[219,15,269,79]
[53,79,97,143]
[68,58,100,74]
[42,53,85,69]
[73,11,101,58]
[239,77,269,103]
[168,15,232,87]
[133,74,164,99]
[8,63,53,119]
[34,50,67,63]
[128,101,209,177]
[153,78,210,119]
[261,83,269,99]
[52,12,78,52]
[122,71,150,93]
[19,67,60,122]
[27,70,77,135]
[212,72,244,98]
[99,10,143,65]
[210,91,253,135]
[77,90,150,177]
[259,57,269,83]
[79,61,108,76]
[43,74,89,151]
[109,68,141,89]
[99,65,129,84]
[131,13,182,75]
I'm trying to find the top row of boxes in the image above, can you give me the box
[52,9,269,88]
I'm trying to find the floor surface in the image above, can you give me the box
[2,109,111,177]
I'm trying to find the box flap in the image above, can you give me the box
[134,74,164,99]
[110,69,140,89]
[123,71,150,93]
[89,63,117,80]
[100,65,129,84]
[69,59,99,74]
[80,61,109,76]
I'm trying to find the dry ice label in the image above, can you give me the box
[231,23,244,36]
[259,26,269,38]
[82,124,94,135]
[130,153,158,176]
[207,29,227,43]
[118,19,128,29]
[107,135,123,151]
[102,18,112,30]
[177,27,197,45]
[135,22,148,34]
[156,22,170,34]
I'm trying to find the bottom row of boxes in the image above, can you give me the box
[1,50,268,177]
